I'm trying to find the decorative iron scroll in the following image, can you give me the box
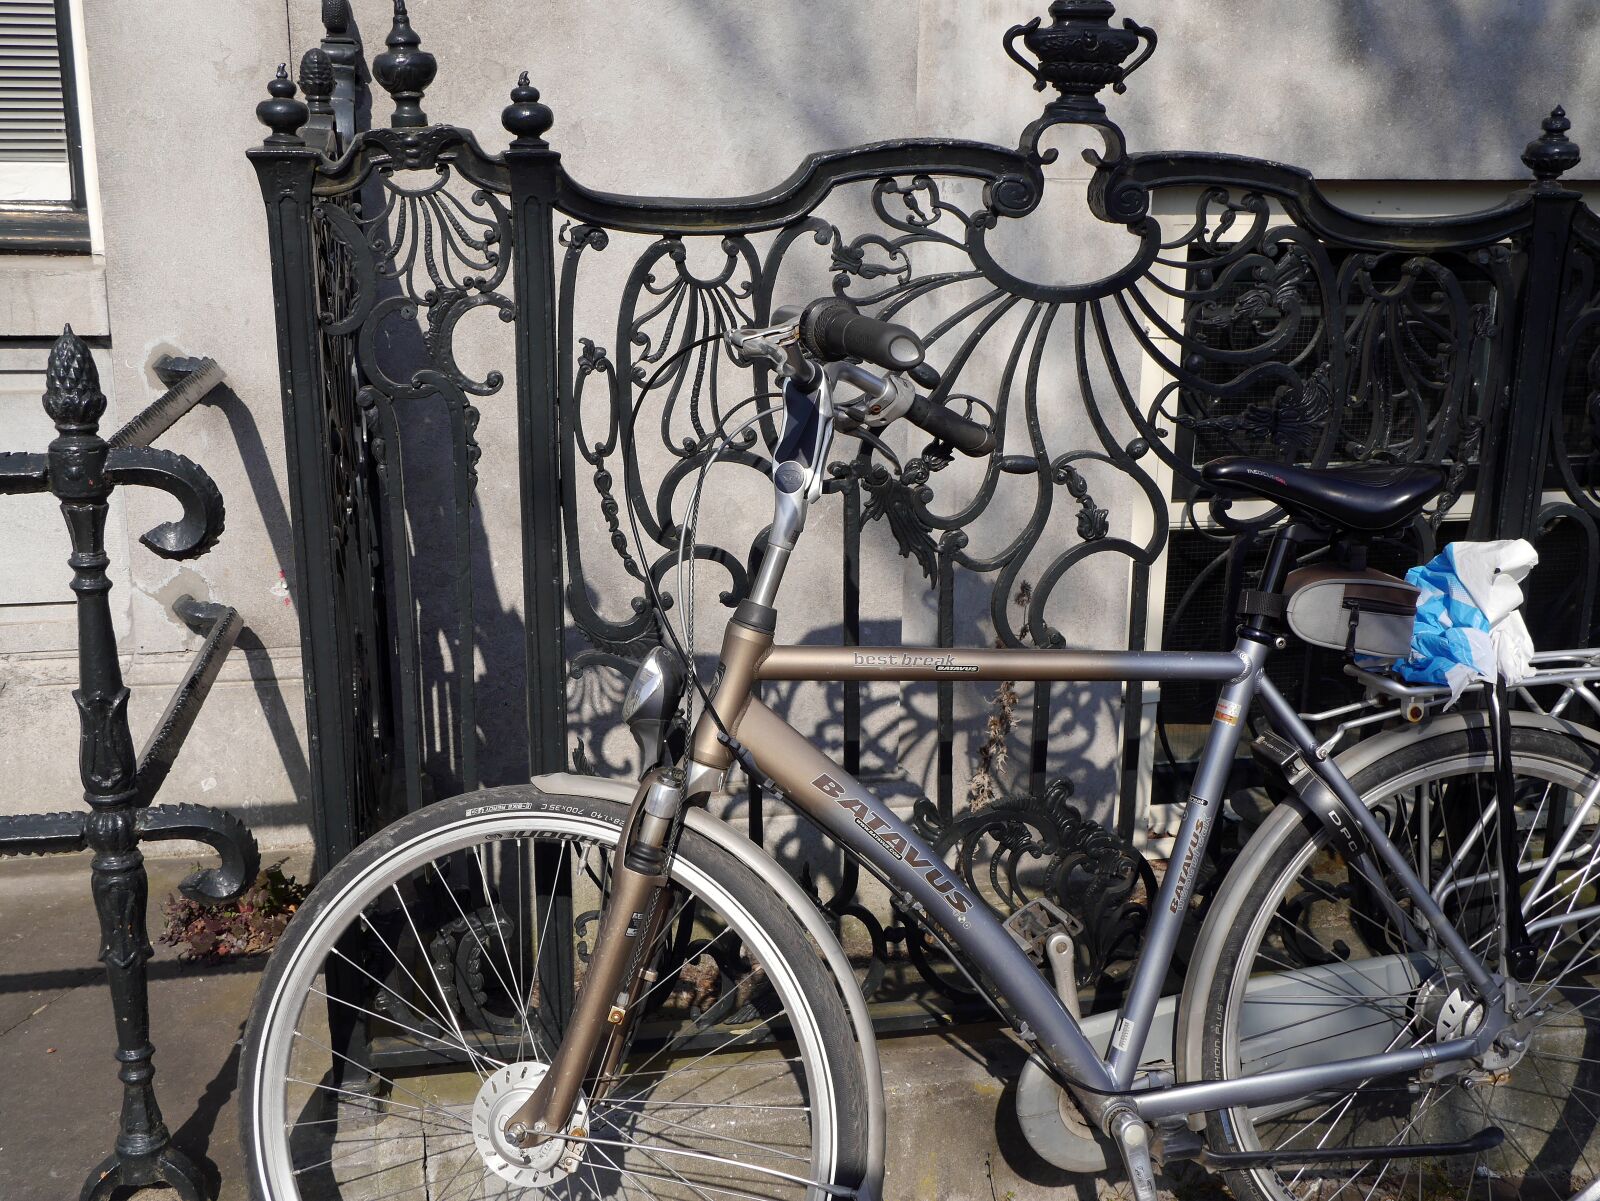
[254,0,1593,1029]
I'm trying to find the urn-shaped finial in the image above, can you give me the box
[256,64,308,144]
[372,0,437,128]
[42,325,106,432]
[1523,106,1581,186]
[502,71,554,147]
[1003,0,1157,114]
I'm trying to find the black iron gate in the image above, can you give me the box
[252,0,1599,1018]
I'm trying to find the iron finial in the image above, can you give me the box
[43,325,106,432]
[373,0,437,128]
[502,70,554,148]
[321,0,351,37]
[299,48,334,113]
[1523,105,1581,187]
[1003,0,1156,116]
[256,63,308,144]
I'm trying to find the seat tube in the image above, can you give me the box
[1107,635,1269,1086]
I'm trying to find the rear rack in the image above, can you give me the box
[1291,649,1600,759]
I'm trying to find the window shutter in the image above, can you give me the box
[0,1,66,165]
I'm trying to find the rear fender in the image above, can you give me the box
[1173,710,1600,1127]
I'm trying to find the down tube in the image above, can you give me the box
[734,699,1118,1093]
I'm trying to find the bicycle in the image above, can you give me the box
[240,299,1600,1200]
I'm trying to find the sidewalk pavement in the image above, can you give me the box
[0,850,1208,1200]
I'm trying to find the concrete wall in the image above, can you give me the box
[2,0,1595,856]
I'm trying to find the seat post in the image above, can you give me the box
[1256,525,1302,596]
[1235,526,1305,645]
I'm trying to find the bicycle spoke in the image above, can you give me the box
[1222,749,1600,1201]
[245,807,831,1200]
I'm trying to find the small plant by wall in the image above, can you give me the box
[159,860,308,962]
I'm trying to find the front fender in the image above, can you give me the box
[533,771,887,1200]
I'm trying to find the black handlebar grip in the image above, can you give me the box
[905,394,995,457]
[798,298,925,373]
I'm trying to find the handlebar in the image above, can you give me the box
[727,299,995,458]
[904,393,995,457]
[798,298,924,374]
[798,300,991,456]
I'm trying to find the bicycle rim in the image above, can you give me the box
[245,805,846,1200]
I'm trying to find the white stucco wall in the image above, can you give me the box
[2,1,1596,853]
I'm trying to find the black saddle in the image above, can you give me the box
[1202,457,1446,534]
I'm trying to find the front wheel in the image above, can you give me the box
[1199,720,1600,1201]
[239,785,868,1200]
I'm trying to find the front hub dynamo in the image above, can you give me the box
[471,1061,589,1188]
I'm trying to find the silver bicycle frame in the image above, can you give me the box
[717,645,1499,1126]
[685,368,1506,1126]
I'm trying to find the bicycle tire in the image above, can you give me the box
[238,785,869,1200]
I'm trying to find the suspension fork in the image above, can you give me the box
[590,872,681,1094]
[505,769,686,1147]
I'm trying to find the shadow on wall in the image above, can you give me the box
[299,1,1140,846]
[1123,0,1599,180]
[204,382,312,813]
[1334,0,1598,177]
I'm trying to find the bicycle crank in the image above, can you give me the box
[472,1061,590,1188]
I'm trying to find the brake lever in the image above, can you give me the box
[831,414,902,471]
[828,361,913,428]
[725,321,803,379]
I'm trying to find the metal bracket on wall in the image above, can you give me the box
[109,355,226,450]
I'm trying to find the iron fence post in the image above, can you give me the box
[503,77,575,1028]
[250,66,382,1094]
[503,77,568,779]
[1471,108,1582,540]
[35,333,202,1201]
[249,68,356,873]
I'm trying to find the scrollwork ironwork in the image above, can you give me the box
[253,0,1600,1037]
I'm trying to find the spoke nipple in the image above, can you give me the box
[607,1004,627,1024]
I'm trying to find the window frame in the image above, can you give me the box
[0,0,90,254]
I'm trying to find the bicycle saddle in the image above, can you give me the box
[1202,456,1446,533]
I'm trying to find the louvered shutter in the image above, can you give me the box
[0,1,66,166]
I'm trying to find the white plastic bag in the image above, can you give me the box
[1394,539,1538,702]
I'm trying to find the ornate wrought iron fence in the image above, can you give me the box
[252,0,1598,1028]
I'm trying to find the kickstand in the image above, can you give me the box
[1486,676,1536,981]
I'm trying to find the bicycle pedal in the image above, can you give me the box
[1003,897,1083,964]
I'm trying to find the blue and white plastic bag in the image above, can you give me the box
[1394,539,1538,701]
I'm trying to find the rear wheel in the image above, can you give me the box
[239,785,868,1200]
[1202,723,1600,1201]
